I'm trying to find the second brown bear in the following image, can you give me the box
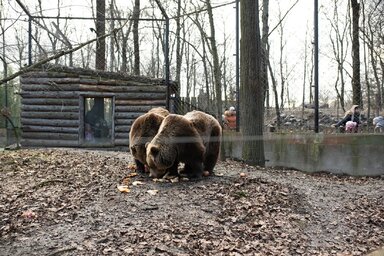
[146,110,222,179]
[129,107,169,172]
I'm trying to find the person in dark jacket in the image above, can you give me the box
[332,105,361,133]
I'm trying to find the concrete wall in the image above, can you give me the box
[223,131,384,176]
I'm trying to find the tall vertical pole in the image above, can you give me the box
[28,16,32,65]
[314,0,319,133]
[235,0,240,132]
[165,18,170,110]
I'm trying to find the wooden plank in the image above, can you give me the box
[116,99,166,105]
[115,112,142,119]
[115,92,166,100]
[115,119,134,125]
[21,98,79,105]
[79,84,166,93]
[22,125,79,133]
[21,83,80,91]
[115,126,131,133]
[21,91,165,99]
[21,111,79,119]
[20,91,79,98]
[115,132,130,139]
[21,71,78,78]
[21,139,79,147]
[20,77,80,84]
[21,118,78,127]
[22,132,78,140]
[21,105,79,112]
[115,105,163,113]
[114,138,129,146]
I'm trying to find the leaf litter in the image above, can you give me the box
[0,148,383,255]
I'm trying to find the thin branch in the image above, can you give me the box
[268,0,300,37]
[0,18,130,86]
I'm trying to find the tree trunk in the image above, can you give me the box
[133,0,140,75]
[175,0,183,83]
[351,0,362,107]
[96,0,106,70]
[261,0,270,110]
[206,0,223,120]
[240,0,265,166]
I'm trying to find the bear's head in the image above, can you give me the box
[129,112,166,165]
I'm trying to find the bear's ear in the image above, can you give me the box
[150,146,160,156]
[145,142,149,148]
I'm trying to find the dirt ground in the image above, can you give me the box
[0,148,383,256]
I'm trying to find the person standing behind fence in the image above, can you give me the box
[332,105,361,133]
[373,114,384,133]
[224,106,237,130]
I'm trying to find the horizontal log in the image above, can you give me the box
[21,118,78,127]
[21,105,79,112]
[115,132,131,139]
[116,93,166,100]
[21,76,168,87]
[22,132,78,140]
[21,71,78,78]
[22,98,79,106]
[22,125,79,133]
[116,99,166,106]
[115,119,134,125]
[115,105,165,113]
[21,77,80,84]
[21,111,79,119]
[115,126,131,133]
[21,91,165,100]
[21,139,79,147]
[114,138,129,146]
[21,83,80,91]
[79,84,166,93]
[115,112,142,119]
[20,91,79,98]
[21,83,167,93]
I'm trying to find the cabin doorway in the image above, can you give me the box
[80,96,115,147]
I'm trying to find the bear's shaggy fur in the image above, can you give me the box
[146,110,222,179]
[129,107,169,172]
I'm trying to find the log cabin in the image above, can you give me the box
[20,65,178,149]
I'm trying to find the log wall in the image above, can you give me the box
[20,65,175,149]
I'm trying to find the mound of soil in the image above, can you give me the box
[0,148,383,255]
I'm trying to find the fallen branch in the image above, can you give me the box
[0,17,130,86]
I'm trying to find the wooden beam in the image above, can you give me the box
[22,98,79,105]
[21,118,78,127]
[22,125,79,133]
[21,105,79,112]
[21,111,79,119]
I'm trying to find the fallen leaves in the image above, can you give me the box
[1,149,384,256]
[117,185,130,193]
[146,189,159,196]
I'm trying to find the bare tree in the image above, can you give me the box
[240,0,265,166]
[350,0,362,107]
[132,0,140,75]
[205,0,223,120]
[327,0,350,112]
[96,0,106,70]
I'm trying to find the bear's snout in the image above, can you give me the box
[150,146,160,156]
[130,145,137,155]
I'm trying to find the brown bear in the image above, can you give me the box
[146,110,222,179]
[129,107,169,172]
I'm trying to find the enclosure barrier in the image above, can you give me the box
[223,131,384,176]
